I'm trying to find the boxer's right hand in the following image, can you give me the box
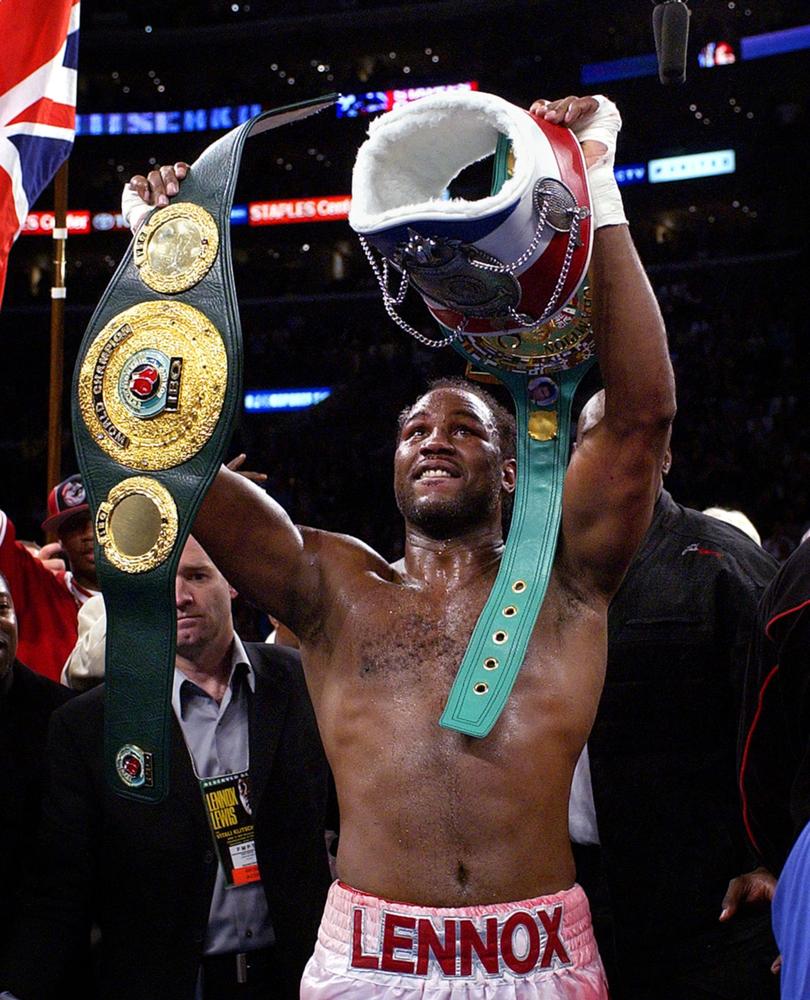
[122,161,190,233]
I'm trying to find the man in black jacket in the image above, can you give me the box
[0,538,332,1000]
[738,535,810,999]
[570,391,780,999]
[0,574,79,976]
[739,535,810,875]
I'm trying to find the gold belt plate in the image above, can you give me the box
[95,477,178,574]
[133,202,219,294]
[77,300,228,471]
[459,282,594,375]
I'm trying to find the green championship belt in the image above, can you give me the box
[350,95,596,737]
[442,297,594,736]
[72,95,337,802]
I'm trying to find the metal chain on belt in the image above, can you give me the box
[358,182,589,349]
[470,183,554,275]
[358,234,461,348]
[470,184,588,329]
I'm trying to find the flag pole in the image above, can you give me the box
[46,159,69,498]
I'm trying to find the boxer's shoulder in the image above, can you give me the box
[300,525,397,583]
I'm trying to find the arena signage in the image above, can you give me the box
[648,150,735,183]
[583,22,810,82]
[74,82,482,136]
[698,41,738,67]
[248,196,351,225]
[22,211,91,235]
[335,81,478,118]
[76,104,264,137]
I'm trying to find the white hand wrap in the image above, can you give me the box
[569,95,627,230]
[121,184,152,235]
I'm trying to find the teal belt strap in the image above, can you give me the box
[72,95,336,802]
[439,352,593,738]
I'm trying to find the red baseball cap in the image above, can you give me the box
[42,474,90,533]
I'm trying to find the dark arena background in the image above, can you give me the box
[2,0,808,594]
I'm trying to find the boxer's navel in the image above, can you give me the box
[455,860,470,888]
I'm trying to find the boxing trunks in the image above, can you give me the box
[301,880,608,998]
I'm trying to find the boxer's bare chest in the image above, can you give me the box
[355,585,483,687]
[316,567,598,734]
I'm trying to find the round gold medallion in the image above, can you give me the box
[459,281,594,375]
[77,300,228,471]
[133,202,219,294]
[96,477,178,574]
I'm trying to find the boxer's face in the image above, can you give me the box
[394,388,513,538]
[0,576,18,681]
[175,537,236,658]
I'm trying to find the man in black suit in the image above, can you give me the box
[0,572,76,951]
[0,538,332,1000]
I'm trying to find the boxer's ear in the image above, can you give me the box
[502,458,517,495]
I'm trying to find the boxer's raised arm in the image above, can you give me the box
[558,100,676,598]
[193,467,322,637]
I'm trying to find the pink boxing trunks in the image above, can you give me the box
[300,880,609,998]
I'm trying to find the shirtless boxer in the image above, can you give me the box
[127,95,675,997]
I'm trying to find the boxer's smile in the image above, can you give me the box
[413,459,462,486]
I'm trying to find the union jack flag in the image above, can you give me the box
[0,0,80,306]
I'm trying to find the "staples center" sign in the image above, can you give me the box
[248,196,351,226]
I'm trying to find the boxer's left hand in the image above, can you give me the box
[530,95,600,126]
[530,96,606,166]
[719,865,777,921]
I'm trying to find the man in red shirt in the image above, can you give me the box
[0,474,99,681]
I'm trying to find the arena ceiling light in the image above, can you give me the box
[244,389,332,412]
[648,150,735,183]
